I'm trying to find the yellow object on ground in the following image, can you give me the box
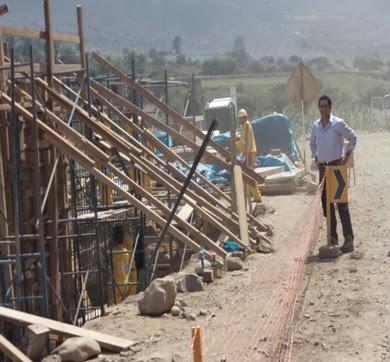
[109,232,137,304]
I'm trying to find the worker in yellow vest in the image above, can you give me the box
[109,225,137,304]
[236,108,262,202]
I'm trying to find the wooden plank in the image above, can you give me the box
[1,26,41,39]
[0,26,79,43]
[233,165,250,246]
[52,32,80,44]
[0,307,133,352]
[0,334,32,362]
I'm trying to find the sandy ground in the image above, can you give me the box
[292,132,390,362]
[84,133,389,362]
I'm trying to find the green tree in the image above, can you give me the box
[172,35,182,55]
[231,35,249,64]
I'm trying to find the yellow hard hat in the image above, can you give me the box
[238,108,248,118]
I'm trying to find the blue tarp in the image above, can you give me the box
[212,113,299,161]
[256,153,297,172]
[174,161,231,186]
[252,113,298,160]
[154,131,173,147]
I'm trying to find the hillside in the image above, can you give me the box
[2,0,390,58]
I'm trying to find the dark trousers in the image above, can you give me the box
[319,160,354,240]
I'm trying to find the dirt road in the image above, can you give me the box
[86,133,389,362]
[292,132,390,362]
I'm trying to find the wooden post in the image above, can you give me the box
[230,127,237,213]
[191,326,204,362]
[0,29,13,305]
[44,0,60,319]
[233,165,250,247]
[76,5,85,69]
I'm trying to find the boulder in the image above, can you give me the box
[226,257,243,271]
[175,273,203,293]
[55,337,100,362]
[138,277,176,316]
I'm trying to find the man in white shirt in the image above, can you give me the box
[310,95,357,253]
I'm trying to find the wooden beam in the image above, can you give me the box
[76,6,85,68]
[0,334,32,362]
[233,165,250,247]
[0,307,133,352]
[90,78,230,171]
[1,93,95,169]
[52,32,80,44]
[44,0,54,87]
[0,26,80,43]
[89,81,229,202]
[3,92,226,262]
[92,52,264,186]
[85,81,266,235]
[13,84,110,165]
[34,77,142,157]
[106,162,228,258]
[1,26,41,39]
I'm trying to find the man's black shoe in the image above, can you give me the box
[341,235,354,253]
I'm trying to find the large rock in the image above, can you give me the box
[175,273,203,293]
[226,257,243,271]
[138,277,176,316]
[55,337,100,362]
[195,260,211,276]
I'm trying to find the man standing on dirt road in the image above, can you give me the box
[310,95,357,253]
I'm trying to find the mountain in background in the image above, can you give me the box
[2,0,390,59]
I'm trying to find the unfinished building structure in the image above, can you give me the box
[0,0,270,329]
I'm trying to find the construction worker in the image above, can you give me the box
[109,225,137,304]
[236,108,262,202]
